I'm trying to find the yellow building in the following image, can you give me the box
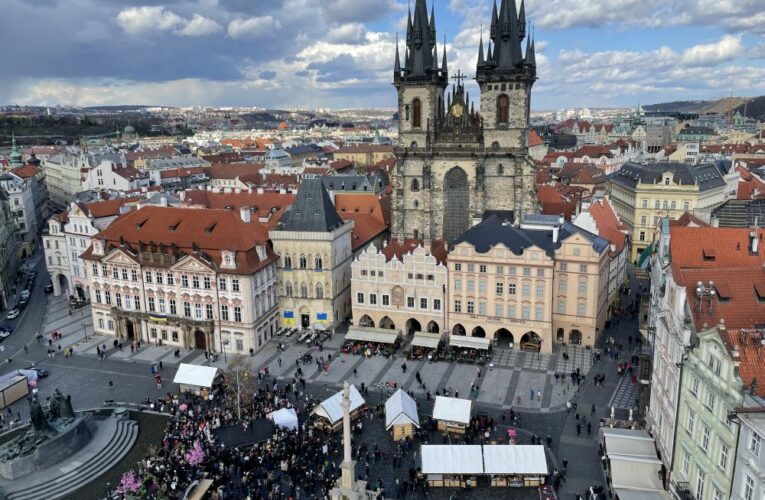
[333,145,394,168]
[447,214,610,353]
[606,161,728,262]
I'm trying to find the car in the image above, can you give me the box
[0,324,12,334]
[6,309,19,320]
[33,368,49,378]
[20,290,30,300]
[17,299,27,310]
[0,331,10,340]
[44,284,53,294]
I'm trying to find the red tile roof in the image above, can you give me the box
[205,163,263,182]
[334,192,391,250]
[574,145,613,159]
[669,212,711,228]
[11,164,42,179]
[537,185,580,220]
[381,238,449,265]
[182,190,295,228]
[736,166,765,200]
[670,227,765,270]
[528,129,544,147]
[335,145,394,154]
[82,197,142,219]
[587,197,628,253]
[81,206,276,275]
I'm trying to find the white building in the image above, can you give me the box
[43,151,89,208]
[0,167,46,258]
[732,403,765,500]
[82,160,150,192]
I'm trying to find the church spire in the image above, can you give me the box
[429,2,436,43]
[490,1,498,39]
[400,0,442,81]
[518,0,526,40]
[441,35,448,75]
[433,37,439,72]
[394,33,401,77]
[477,26,485,66]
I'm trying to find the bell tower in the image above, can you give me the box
[476,0,536,150]
[393,0,448,151]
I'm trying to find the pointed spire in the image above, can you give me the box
[406,4,413,43]
[442,34,448,75]
[528,35,536,66]
[518,0,526,40]
[394,33,401,74]
[490,1,498,39]
[478,25,485,66]
[433,38,439,72]
[487,41,493,63]
[525,27,532,61]
[429,2,436,41]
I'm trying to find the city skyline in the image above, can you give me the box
[1,0,765,110]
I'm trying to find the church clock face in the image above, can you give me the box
[451,102,464,118]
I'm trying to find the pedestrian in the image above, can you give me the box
[591,404,596,416]
[537,389,541,400]
[23,345,27,354]
[530,388,535,400]
[278,357,282,367]
[159,361,163,371]
[587,422,592,435]
[576,423,581,436]
[108,380,114,390]
[353,368,357,377]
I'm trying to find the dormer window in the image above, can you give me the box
[221,250,236,269]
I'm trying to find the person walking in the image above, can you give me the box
[108,380,114,391]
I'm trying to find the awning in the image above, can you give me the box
[346,326,400,344]
[602,427,665,492]
[421,445,484,475]
[432,396,472,425]
[268,408,299,431]
[602,427,657,458]
[385,388,420,429]
[449,335,491,350]
[615,489,673,500]
[411,332,442,349]
[173,363,220,388]
[311,384,365,425]
[483,445,548,475]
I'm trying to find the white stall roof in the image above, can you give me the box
[173,363,220,388]
[432,396,472,425]
[411,332,442,349]
[311,384,365,425]
[385,388,420,429]
[615,489,673,500]
[421,445,484,474]
[483,445,548,475]
[268,408,299,431]
[449,336,491,350]
[602,427,657,458]
[346,327,400,344]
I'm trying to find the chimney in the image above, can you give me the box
[240,206,251,223]
[552,226,560,243]
[257,187,264,194]
[159,196,167,207]
[711,216,719,228]
[558,213,565,225]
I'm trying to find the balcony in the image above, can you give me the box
[671,481,693,500]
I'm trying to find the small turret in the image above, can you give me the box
[518,0,526,40]
[477,30,485,67]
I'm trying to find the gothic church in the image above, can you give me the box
[391,0,539,242]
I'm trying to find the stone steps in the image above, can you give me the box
[5,419,139,500]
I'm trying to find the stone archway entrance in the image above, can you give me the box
[520,332,542,352]
[557,328,565,343]
[569,329,582,345]
[426,321,440,333]
[358,315,375,327]
[75,285,86,301]
[452,324,466,336]
[380,316,395,330]
[443,167,469,241]
[495,328,514,348]
[125,320,136,340]
[194,330,207,350]
[57,274,69,297]
[472,326,486,338]
[405,318,422,337]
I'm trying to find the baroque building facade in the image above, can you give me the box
[391,0,539,243]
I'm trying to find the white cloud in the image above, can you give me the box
[116,7,185,35]
[681,35,743,66]
[177,14,223,37]
[227,16,281,39]
[325,23,367,44]
[116,7,221,37]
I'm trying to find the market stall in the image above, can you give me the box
[172,363,221,396]
[483,445,548,487]
[420,445,483,488]
[600,427,670,500]
[410,331,443,360]
[385,388,419,441]
[448,335,491,363]
[311,384,366,431]
[268,407,299,431]
[432,396,472,434]
[343,327,401,357]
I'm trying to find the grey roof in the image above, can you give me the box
[285,144,321,156]
[711,199,765,228]
[453,214,609,258]
[607,161,725,192]
[322,171,388,193]
[281,178,344,232]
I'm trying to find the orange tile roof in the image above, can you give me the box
[11,164,42,179]
[205,163,263,180]
[537,185,580,220]
[381,238,449,265]
[587,197,628,252]
[669,227,765,270]
[335,145,394,154]
[669,212,711,227]
[82,197,141,218]
[528,129,544,147]
[341,213,388,251]
[182,190,294,228]
[81,206,275,275]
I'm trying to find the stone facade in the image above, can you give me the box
[43,215,71,297]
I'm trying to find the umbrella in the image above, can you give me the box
[179,403,188,412]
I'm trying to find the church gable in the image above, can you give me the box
[102,248,140,265]
[171,254,214,273]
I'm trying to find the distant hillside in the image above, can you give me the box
[645,96,765,120]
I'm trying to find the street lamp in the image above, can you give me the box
[222,339,229,363]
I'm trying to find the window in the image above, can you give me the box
[577,303,586,316]
[478,281,487,294]
[221,305,229,321]
[454,263,462,271]
[522,283,531,297]
[691,377,700,396]
[671,201,677,210]
[655,200,661,209]
[708,354,721,376]
[508,267,517,275]
[130,269,137,282]
[559,262,568,271]
[750,432,761,455]
[299,255,307,269]
[206,304,213,320]
[98,318,104,329]
[523,267,531,277]
[150,328,157,339]
[382,294,390,306]
[167,273,173,285]
[466,279,474,293]
[536,283,544,298]
[508,304,516,318]
[701,426,710,452]
[705,392,715,411]
[183,302,191,317]
[285,283,293,297]
[557,300,566,314]
[537,268,545,277]
[92,264,99,277]
[134,296,140,310]
[121,268,128,280]
[181,275,188,287]
[521,306,530,320]
[496,265,504,274]
[454,279,462,290]
[420,297,428,309]
[112,267,119,279]
[192,276,200,288]
[744,474,755,500]
[357,292,364,304]
[284,255,292,269]
[232,279,240,292]
[314,255,323,269]
[203,276,211,289]
[495,304,503,317]
[497,164,504,175]
[686,409,695,433]
[682,450,690,474]
[579,264,588,273]
[640,215,647,225]
[467,301,474,314]
[115,292,122,308]
[642,199,648,209]
[147,297,155,312]
[497,94,509,124]
[508,283,516,295]
[169,299,176,315]
[144,271,153,283]
[412,98,422,128]
[683,201,690,211]
[695,469,705,500]
[478,302,487,315]
[411,178,419,191]
[496,282,504,295]
[300,283,308,298]
[578,281,587,294]
[479,265,487,273]
[535,307,543,321]
[663,200,668,209]
[194,303,202,320]
[407,296,415,308]
[219,278,227,291]
[95,290,102,303]
[719,443,728,470]
[234,306,242,322]
[104,290,111,305]
[433,298,441,311]
[454,299,462,313]
[156,272,164,285]
[316,284,324,299]
[559,280,568,293]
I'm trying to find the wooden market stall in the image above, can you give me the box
[385,388,419,441]
[432,396,472,434]
[420,445,483,488]
[600,427,670,500]
[172,363,221,397]
[483,445,548,487]
[310,384,366,431]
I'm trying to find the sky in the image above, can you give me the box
[2,0,765,110]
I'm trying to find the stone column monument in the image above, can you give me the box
[330,381,378,500]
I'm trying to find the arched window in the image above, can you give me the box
[284,255,292,269]
[285,282,293,297]
[497,164,504,175]
[411,178,420,191]
[316,283,324,299]
[410,142,418,151]
[412,98,422,128]
[414,200,419,208]
[300,283,308,298]
[497,94,509,124]
[492,141,500,150]
[299,254,307,269]
[314,255,323,270]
